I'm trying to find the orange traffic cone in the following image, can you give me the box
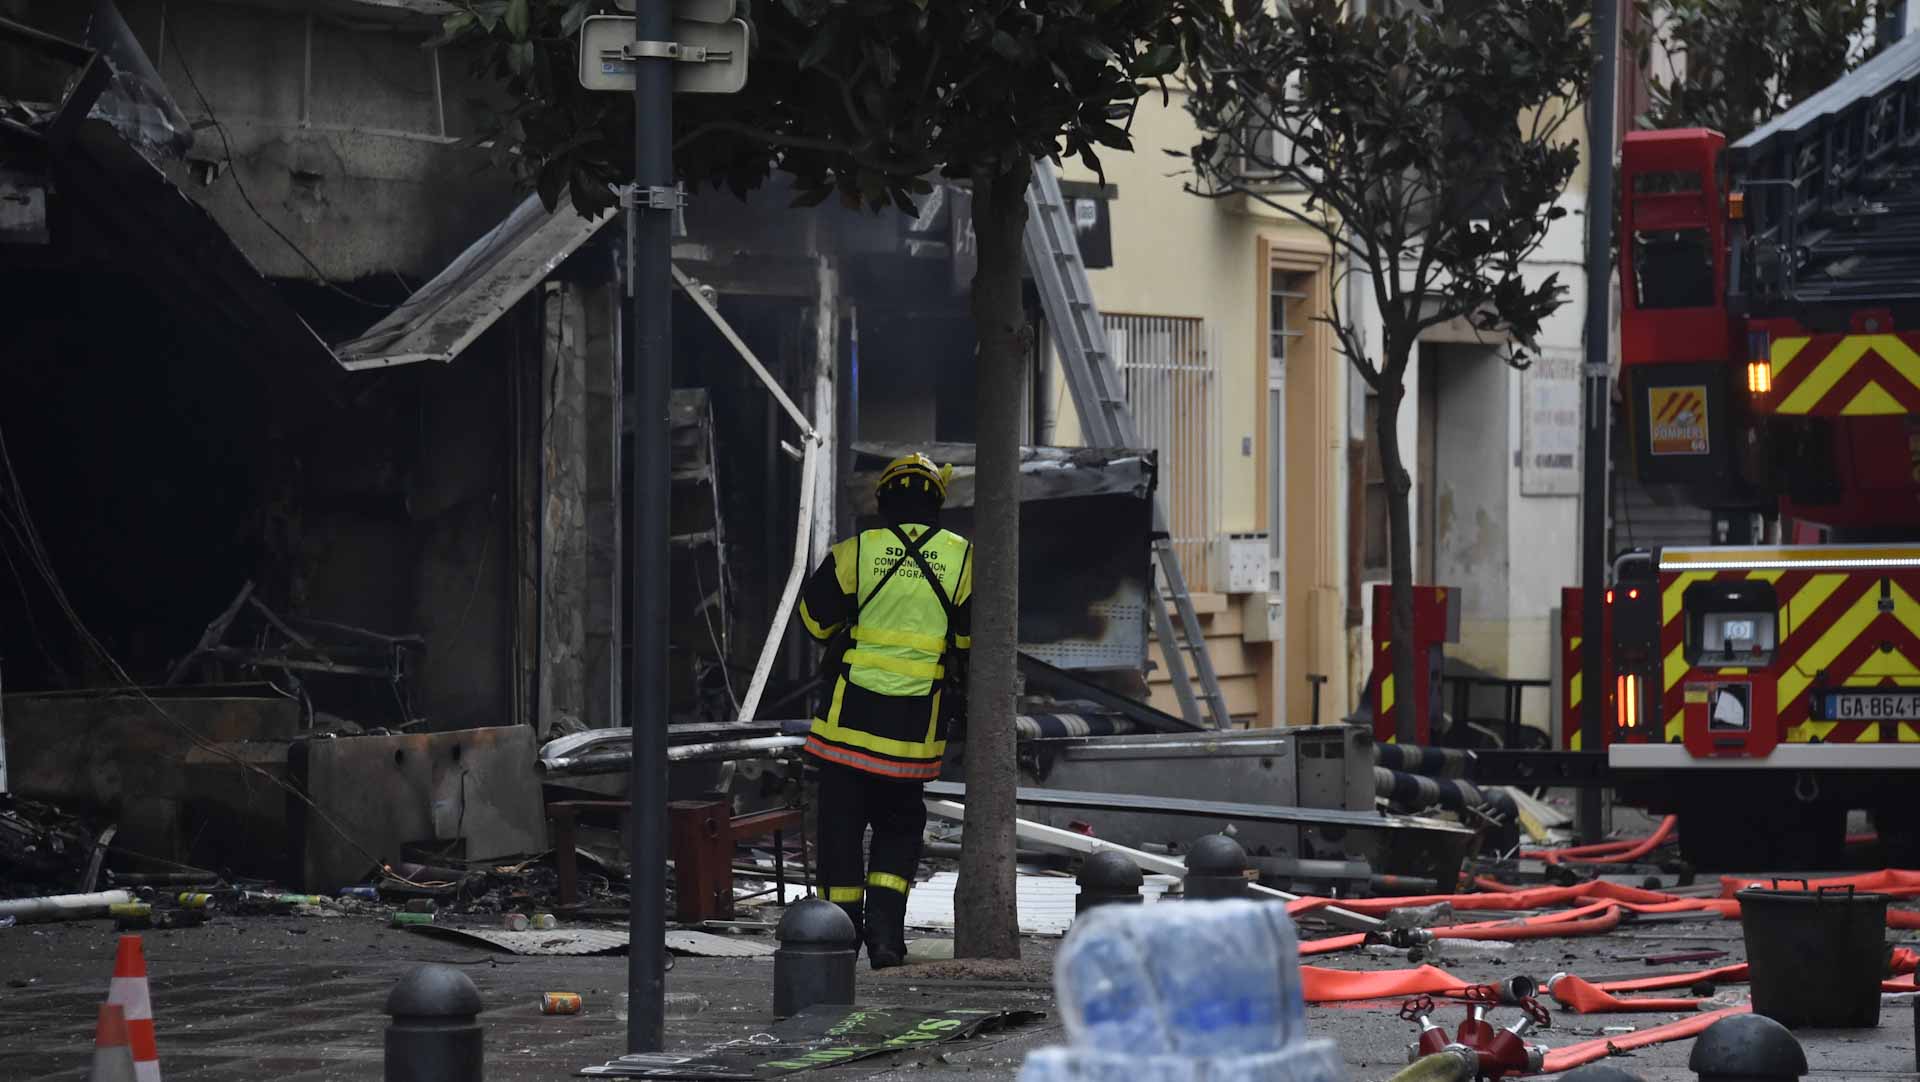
[89,1003,136,1082]
[106,935,161,1082]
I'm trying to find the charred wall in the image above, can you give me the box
[0,269,530,733]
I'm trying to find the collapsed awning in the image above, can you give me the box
[846,442,1155,515]
[332,192,617,371]
[1,15,339,379]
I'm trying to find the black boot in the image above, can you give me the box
[833,900,866,956]
[864,887,907,970]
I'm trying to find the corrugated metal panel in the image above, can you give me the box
[334,191,614,370]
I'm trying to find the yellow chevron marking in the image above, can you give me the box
[1746,569,1785,584]
[1784,574,1847,640]
[1873,333,1920,390]
[1780,336,1871,414]
[1771,336,1811,378]
[1568,730,1582,750]
[1663,572,1715,627]
[1842,380,1906,415]
[1570,671,1582,710]
[1780,589,1882,706]
[1838,583,1920,680]
[1789,720,1838,742]
[1664,644,1689,692]
[1901,724,1920,744]
[1665,713,1683,741]
[1381,674,1394,716]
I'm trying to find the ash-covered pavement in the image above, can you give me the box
[0,894,1914,1081]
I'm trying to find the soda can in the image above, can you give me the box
[405,898,437,914]
[503,913,531,931]
[111,903,154,930]
[541,992,583,1015]
[176,893,214,909]
[531,913,558,930]
[390,911,435,928]
[339,886,379,901]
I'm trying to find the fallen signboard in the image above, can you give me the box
[578,1003,1046,1077]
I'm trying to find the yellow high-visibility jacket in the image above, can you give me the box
[797,523,972,780]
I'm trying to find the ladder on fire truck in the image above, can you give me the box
[1023,158,1233,730]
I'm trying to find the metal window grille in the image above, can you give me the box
[1104,314,1221,591]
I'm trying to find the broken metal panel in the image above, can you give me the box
[334,191,616,370]
[290,724,547,891]
[1014,727,1378,864]
[73,0,192,162]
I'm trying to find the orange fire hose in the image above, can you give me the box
[1286,879,1674,918]
[1538,1006,1750,1073]
[1592,962,1749,994]
[1434,905,1624,942]
[1546,974,1703,1013]
[1300,964,1469,1003]
[1300,933,1368,956]
[1522,816,1678,865]
[1716,868,1920,899]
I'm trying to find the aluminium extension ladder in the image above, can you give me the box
[1022,158,1233,730]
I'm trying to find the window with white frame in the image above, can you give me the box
[1105,315,1220,590]
[1240,76,1317,190]
[1269,269,1308,594]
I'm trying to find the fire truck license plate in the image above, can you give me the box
[1826,692,1920,721]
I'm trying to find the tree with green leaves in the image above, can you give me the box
[440,0,1217,959]
[1630,0,1885,142]
[1183,0,1588,746]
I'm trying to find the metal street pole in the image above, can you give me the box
[627,0,673,1054]
[1577,0,1619,845]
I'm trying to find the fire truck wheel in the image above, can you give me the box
[1870,807,1920,868]
[1678,797,1845,872]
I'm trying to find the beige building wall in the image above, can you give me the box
[1051,88,1349,728]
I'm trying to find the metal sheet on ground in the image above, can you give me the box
[406,926,774,957]
[578,1004,1047,1077]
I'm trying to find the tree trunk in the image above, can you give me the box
[1372,362,1419,746]
[955,158,1031,960]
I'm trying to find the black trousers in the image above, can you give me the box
[813,759,927,941]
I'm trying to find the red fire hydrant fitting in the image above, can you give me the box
[1401,992,1551,1080]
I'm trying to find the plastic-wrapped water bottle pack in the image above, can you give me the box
[1017,899,1343,1082]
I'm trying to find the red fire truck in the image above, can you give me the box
[1599,37,1920,870]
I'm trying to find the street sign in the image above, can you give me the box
[613,0,734,22]
[579,15,749,95]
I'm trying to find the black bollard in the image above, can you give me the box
[1689,1012,1807,1082]
[773,897,858,1018]
[1183,833,1251,900]
[1075,851,1145,914]
[385,964,483,1082]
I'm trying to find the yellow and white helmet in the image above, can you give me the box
[875,453,954,506]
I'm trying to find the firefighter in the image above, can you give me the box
[797,452,972,968]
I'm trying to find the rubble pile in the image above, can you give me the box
[0,798,95,898]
